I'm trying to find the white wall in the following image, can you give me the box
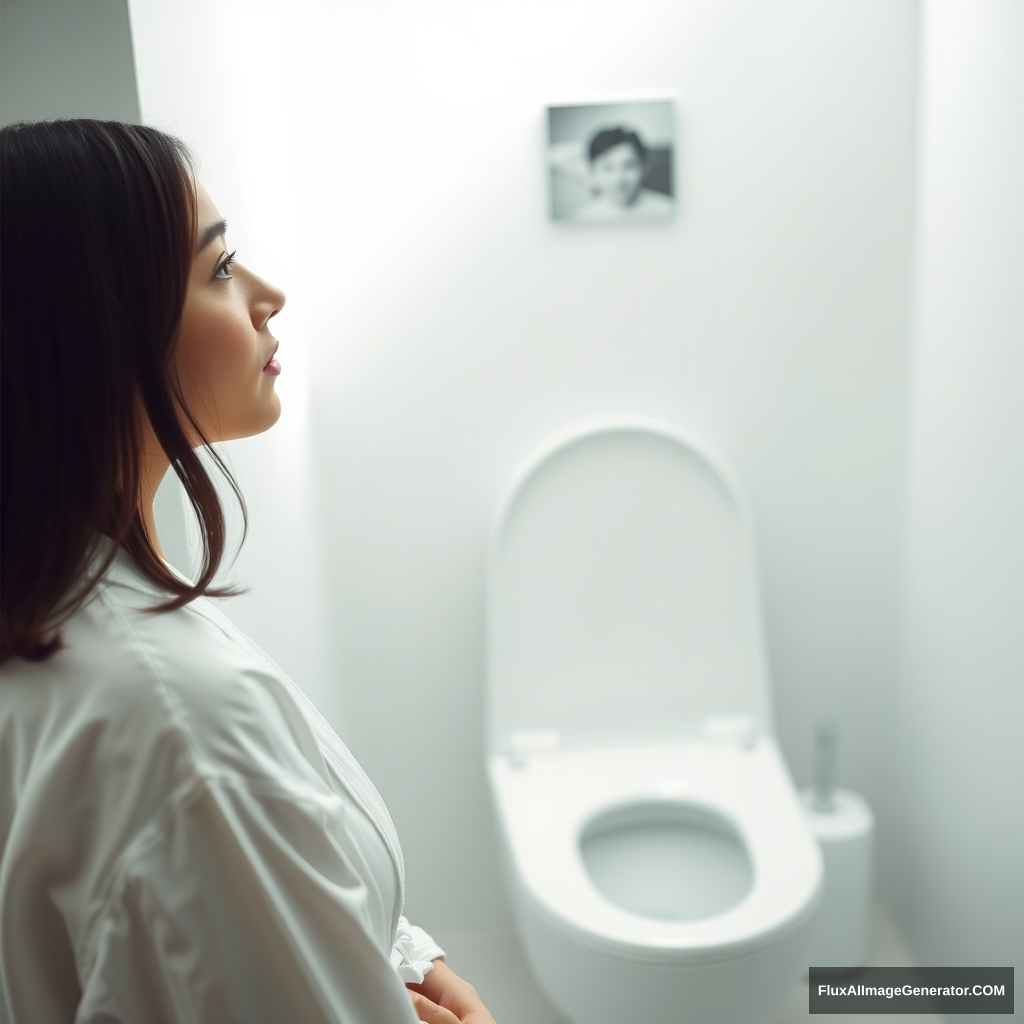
[128,0,919,932]
[889,0,1024,991]
[0,0,139,125]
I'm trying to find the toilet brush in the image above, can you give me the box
[812,719,839,813]
[800,719,875,970]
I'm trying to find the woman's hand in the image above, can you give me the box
[406,958,498,1024]
[408,988,462,1023]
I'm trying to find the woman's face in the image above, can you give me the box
[174,180,286,446]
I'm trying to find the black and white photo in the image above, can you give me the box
[548,99,676,223]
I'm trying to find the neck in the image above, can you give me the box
[138,416,171,563]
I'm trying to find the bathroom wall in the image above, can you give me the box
[888,0,1024,995]
[0,0,139,125]
[126,0,921,932]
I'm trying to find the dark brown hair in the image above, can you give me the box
[587,126,648,165]
[1,118,250,665]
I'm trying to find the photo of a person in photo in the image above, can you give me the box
[575,125,674,222]
[547,100,676,224]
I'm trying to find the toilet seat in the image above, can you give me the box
[489,736,822,966]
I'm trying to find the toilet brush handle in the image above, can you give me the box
[813,719,838,812]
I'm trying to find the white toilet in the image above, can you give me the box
[485,418,823,1024]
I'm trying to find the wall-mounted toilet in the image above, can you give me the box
[485,418,823,1024]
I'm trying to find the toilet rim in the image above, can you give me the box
[517,868,822,966]
[577,791,750,843]
[490,742,824,964]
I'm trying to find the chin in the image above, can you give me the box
[232,398,282,440]
[258,400,282,433]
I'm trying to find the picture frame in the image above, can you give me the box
[547,99,676,223]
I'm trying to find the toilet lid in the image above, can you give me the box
[486,418,773,756]
[489,737,823,964]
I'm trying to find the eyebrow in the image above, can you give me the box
[196,219,228,255]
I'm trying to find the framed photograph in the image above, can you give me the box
[547,99,676,223]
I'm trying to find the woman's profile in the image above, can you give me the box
[0,119,497,1024]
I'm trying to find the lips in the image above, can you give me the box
[263,341,279,369]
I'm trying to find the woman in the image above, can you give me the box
[0,119,497,1024]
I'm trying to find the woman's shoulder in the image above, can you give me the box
[3,544,329,801]
[103,566,333,796]
[1,577,189,762]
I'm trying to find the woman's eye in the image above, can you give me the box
[214,251,237,280]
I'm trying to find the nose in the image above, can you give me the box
[251,273,286,330]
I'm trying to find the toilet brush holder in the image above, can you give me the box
[799,720,874,971]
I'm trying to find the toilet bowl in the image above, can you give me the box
[485,418,823,1024]
[489,738,821,1023]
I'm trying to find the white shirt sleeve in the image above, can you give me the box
[391,915,447,984]
[77,772,423,1024]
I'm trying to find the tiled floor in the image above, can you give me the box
[433,904,946,1024]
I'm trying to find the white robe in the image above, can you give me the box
[0,532,443,1023]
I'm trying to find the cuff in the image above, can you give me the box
[390,915,447,984]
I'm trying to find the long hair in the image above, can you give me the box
[1,118,250,665]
